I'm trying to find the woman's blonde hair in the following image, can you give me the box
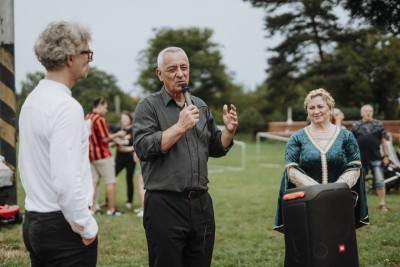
[303,88,335,110]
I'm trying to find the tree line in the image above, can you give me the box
[17,0,400,136]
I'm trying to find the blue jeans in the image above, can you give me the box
[363,160,385,188]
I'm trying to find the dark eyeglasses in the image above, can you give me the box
[80,50,93,60]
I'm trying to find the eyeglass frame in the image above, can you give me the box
[80,50,94,60]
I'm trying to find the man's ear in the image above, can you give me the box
[65,55,73,67]
[156,68,163,82]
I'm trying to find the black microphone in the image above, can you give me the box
[181,84,192,106]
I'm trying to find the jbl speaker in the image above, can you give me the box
[282,183,359,267]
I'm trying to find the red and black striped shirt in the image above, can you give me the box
[85,112,111,161]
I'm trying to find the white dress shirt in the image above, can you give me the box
[18,79,98,239]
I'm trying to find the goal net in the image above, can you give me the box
[208,140,246,173]
[256,132,290,168]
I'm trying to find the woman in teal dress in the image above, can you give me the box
[274,88,369,234]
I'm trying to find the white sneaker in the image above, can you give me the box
[125,202,132,209]
[90,209,102,216]
[134,207,143,214]
[106,209,122,216]
[137,210,144,217]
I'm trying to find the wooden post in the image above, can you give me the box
[0,0,17,205]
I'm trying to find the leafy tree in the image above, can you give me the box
[238,84,269,136]
[339,0,400,36]
[243,0,342,117]
[17,67,136,124]
[245,0,400,120]
[136,27,238,111]
[318,32,400,119]
[73,67,136,119]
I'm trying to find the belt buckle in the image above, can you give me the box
[188,190,196,199]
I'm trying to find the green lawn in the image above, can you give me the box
[1,140,400,266]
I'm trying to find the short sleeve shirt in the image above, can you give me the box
[352,119,386,162]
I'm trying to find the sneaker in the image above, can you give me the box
[125,202,132,209]
[137,210,144,217]
[106,209,122,216]
[90,209,102,216]
[379,204,388,212]
[99,200,108,208]
[134,207,143,214]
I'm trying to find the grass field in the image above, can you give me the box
[1,139,400,266]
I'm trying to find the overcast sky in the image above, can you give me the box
[13,0,273,95]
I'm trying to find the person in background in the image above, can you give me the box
[352,104,389,212]
[274,88,369,235]
[18,21,98,266]
[332,107,346,129]
[132,46,238,267]
[86,97,125,216]
[133,152,145,217]
[397,147,400,161]
[113,111,136,209]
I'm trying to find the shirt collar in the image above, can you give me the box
[39,79,72,96]
[160,86,177,106]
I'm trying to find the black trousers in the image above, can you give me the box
[23,211,98,267]
[115,158,136,203]
[143,190,215,267]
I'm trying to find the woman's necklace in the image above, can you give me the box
[307,124,336,150]
[309,124,332,133]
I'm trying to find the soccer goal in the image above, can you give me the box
[256,132,290,168]
[208,140,246,173]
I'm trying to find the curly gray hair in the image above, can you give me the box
[34,21,91,71]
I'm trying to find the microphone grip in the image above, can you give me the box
[182,85,192,106]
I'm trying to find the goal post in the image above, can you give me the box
[208,140,246,173]
[256,132,290,168]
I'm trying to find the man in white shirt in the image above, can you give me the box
[18,21,98,266]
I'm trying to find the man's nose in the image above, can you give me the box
[176,68,184,76]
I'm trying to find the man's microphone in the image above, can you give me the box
[181,85,192,106]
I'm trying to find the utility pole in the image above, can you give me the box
[0,0,17,205]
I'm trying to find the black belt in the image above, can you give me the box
[151,190,207,199]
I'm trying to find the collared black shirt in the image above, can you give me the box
[132,87,233,192]
[352,119,387,162]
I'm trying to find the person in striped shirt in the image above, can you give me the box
[86,97,126,216]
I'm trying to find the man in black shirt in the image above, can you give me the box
[132,47,238,267]
[352,104,389,211]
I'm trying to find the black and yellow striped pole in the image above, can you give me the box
[0,0,17,205]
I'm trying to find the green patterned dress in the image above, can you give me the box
[274,126,369,233]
